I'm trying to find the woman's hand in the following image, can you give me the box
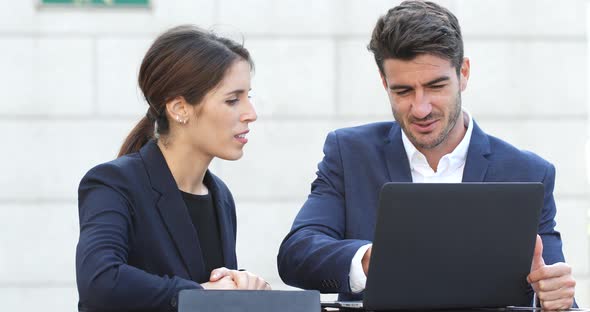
[201,276,237,290]
[207,267,272,290]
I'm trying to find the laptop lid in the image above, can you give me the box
[178,289,320,312]
[364,182,543,311]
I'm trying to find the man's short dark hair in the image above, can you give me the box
[368,0,464,75]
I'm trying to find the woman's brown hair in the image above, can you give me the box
[118,25,253,157]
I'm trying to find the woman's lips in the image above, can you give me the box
[234,130,249,144]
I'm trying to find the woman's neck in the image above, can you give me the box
[157,139,212,195]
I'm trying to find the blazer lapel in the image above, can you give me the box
[139,141,205,281]
[462,121,492,182]
[383,124,413,182]
[204,172,237,269]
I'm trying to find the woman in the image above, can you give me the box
[76,25,269,312]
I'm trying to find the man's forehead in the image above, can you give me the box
[383,55,453,72]
[382,55,457,83]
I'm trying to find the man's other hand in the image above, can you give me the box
[527,235,575,310]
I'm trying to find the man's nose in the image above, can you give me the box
[411,89,432,119]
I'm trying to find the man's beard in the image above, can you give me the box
[395,91,462,150]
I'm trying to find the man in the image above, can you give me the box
[277,1,575,310]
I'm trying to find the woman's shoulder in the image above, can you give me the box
[205,171,234,203]
[207,171,227,189]
[80,152,147,191]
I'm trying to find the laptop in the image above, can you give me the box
[178,289,320,312]
[325,182,543,311]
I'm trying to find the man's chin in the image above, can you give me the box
[409,133,443,150]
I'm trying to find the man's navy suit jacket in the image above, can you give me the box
[76,140,238,312]
[278,121,566,301]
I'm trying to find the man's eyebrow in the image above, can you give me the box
[389,84,412,91]
[389,76,451,90]
[424,76,450,86]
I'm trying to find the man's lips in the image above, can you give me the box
[410,119,438,133]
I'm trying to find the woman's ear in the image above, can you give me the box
[165,96,190,124]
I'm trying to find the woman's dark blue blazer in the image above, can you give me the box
[76,140,238,312]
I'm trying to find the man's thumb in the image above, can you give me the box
[531,234,545,271]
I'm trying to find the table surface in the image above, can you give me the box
[322,308,590,312]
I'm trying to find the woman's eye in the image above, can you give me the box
[226,99,239,105]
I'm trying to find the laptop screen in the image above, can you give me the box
[364,183,542,310]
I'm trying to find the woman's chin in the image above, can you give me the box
[217,150,244,161]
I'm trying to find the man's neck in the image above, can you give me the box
[417,112,468,172]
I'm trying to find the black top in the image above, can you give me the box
[180,191,224,280]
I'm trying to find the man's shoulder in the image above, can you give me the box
[332,121,398,142]
[486,134,549,165]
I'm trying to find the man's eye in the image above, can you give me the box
[430,84,445,89]
[226,99,239,105]
[395,90,410,96]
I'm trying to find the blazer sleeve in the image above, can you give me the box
[76,167,201,311]
[538,162,566,265]
[277,131,371,293]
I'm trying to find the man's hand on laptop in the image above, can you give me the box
[527,235,576,310]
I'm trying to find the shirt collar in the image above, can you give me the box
[401,109,474,171]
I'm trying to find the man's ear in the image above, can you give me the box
[380,71,388,90]
[459,57,470,91]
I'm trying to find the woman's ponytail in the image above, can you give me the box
[118,115,155,157]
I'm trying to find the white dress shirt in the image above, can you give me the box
[349,110,474,293]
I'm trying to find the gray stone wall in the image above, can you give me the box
[0,0,587,310]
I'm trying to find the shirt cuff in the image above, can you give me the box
[349,243,372,294]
